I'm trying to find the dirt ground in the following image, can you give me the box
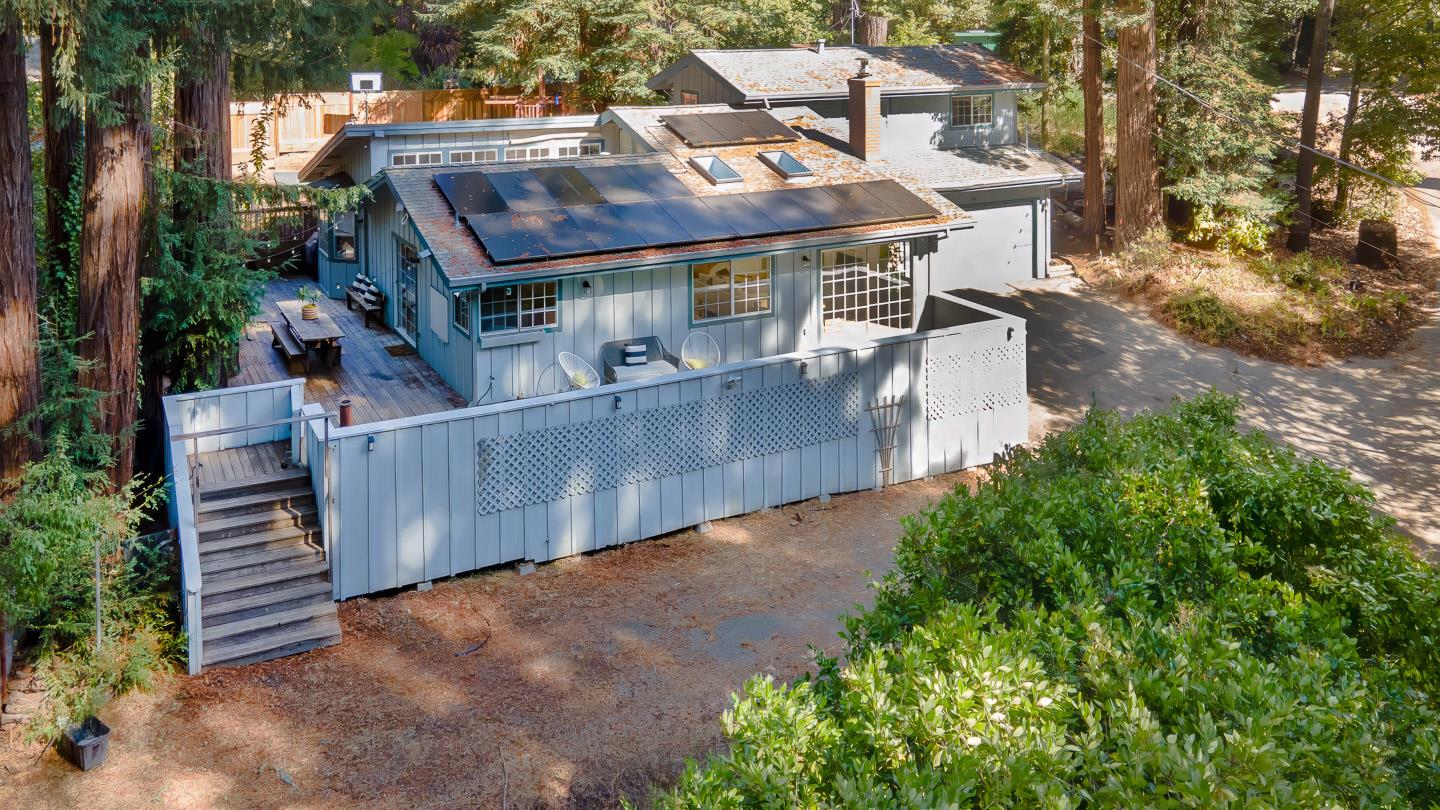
[0,473,974,808]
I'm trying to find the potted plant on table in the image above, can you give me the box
[297,285,323,320]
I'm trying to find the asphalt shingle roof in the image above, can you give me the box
[650,45,1041,100]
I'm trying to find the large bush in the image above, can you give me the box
[665,393,1440,806]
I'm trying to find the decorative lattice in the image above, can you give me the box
[925,343,1026,421]
[476,373,860,514]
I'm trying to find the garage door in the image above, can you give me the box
[933,198,1036,292]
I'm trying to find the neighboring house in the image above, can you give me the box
[648,44,1081,289]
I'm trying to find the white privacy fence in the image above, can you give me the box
[322,294,1027,600]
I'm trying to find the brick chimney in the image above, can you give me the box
[848,61,881,161]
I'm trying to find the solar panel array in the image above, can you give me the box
[433,162,940,265]
[660,111,801,148]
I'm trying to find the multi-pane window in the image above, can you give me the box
[392,151,443,167]
[504,146,551,161]
[821,244,912,332]
[692,257,772,322]
[450,148,498,164]
[332,212,357,262]
[680,90,700,105]
[557,142,602,158]
[397,240,420,341]
[949,94,993,128]
[477,281,559,334]
[453,291,472,334]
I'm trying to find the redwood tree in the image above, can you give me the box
[1113,0,1162,248]
[78,78,147,486]
[175,22,231,183]
[1081,6,1106,241]
[1287,0,1335,252]
[0,12,39,486]
[40,18,83,283]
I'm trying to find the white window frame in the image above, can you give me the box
[453,291,472,335]
[477,281,560,335]
[949,93,994,129]
[691,257,772,324]
[558,141,603,158]
[449,148,498,165]
[392,150,443,167]
[820,243,912,333]
[504,146,551,162]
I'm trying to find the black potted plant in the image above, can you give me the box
[53,538,113,771]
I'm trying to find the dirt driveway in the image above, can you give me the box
[1,474,970,808]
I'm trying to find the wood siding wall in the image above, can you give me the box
[322,305,1026,600]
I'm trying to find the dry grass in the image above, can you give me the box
[1076,197,1439,366]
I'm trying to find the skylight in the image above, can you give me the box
[688,155,743,185]
[757,150,813,180]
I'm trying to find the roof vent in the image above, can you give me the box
[688,155,742,185]
[757,150,813,180]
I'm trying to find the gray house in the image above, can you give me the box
[648,45,1081,289]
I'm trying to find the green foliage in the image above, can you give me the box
[1249,252,1345,295]
[1166,288,1242,339]
[665,393,1440,806]
[350,28,422,83]
[1184,203,1278,253]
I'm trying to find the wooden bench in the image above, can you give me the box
[345,287,386,329]
[269,321,308,374]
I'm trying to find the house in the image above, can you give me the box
[162,105,1030,673]
[647,44,1081,289]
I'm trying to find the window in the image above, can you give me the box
[332,212,357,262]
[557,141,602,158]
[949,94,994,128]
[397,240,420,341]
[504,146,550,161]
[820,244,912,332]
[453,291,472,334]
[392,151,443,167]
[477,281,559,334]
[692,257,771,322]
[450,148,498,164]
[680,90,700,105]
[689,155,742,185]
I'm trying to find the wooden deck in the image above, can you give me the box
[194,441,294,488]
[228,276,466,424]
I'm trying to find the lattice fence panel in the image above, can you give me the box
[925,343,1025,421]
[476,373,860,514]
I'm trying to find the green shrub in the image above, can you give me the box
[1251,252,1345,295]
[664,393,1440,807]
[1166,289,1242,340]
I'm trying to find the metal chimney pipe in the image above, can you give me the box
[339,398,353,427]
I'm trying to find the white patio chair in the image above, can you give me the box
[558,351,601,390]
[680,331,721,371]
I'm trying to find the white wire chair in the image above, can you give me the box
[680,331,721,371]
[557,351,601,390]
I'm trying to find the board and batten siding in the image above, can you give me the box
[661,61,747,105]
[322,300,1025,599]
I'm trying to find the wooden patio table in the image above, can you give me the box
[278,300,346,369]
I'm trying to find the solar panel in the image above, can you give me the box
[743,190,822,231]
[612,200,692,246]
[486,170,560,211]
[531,166,607,207]
[656,197,738,241]
[466,212,549,263]
[700,195,782,237]
[434,171,507,217]
[660,111,800,148]
[621,163,695,200]
[820,182,899,221]
[855,178,941,219]
[576,165,657,204]
[784,184,856,227]
[518,208,598,256]
[564,204,650,251]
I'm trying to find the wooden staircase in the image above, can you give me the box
[195,466,341,668]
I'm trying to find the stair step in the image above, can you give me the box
[201,542,323,577]
[200,525,316,557]
[198,503,318,541]
[204,600,337,644]
[203,615,342,668]
[202,580,333,621]
[198,486,314,517]
[203,559,331,598]
[199,467,310,500]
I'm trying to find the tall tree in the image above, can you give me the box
[0,9,39,486]
[175,22,232,183]
[1286,0,1335,252]
[1081,6,1105,241]
[1113,0,1162,248]
[40,16,83,285]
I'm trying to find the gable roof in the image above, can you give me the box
[647,45,1042,102]
[387,107,970,287]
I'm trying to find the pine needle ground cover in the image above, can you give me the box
[664,393,1440,807]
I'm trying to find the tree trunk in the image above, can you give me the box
[1333,62,1363,218]
[41,21,83,283]
[78,83,146,487]
[1114,0,1163,249]
[1081,10,1106,241]
[856,14,888,46]
[0,17,40,486]
[1040,19,1051,150]
[1287,0,1336,252]
[174,25,232,184]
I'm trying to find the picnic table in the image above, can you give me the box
[277,300,345,369]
